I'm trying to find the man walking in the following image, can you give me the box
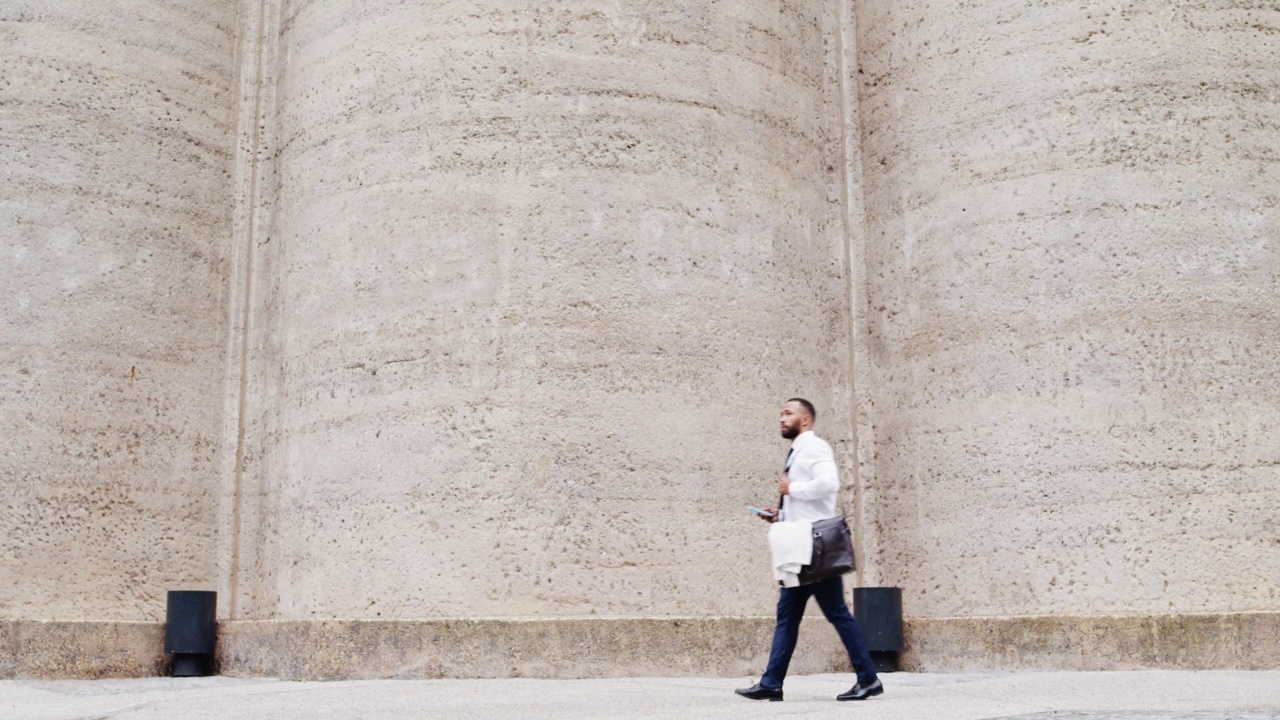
[735,398,883,702]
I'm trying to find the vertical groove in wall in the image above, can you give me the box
[835,0,877,587]
[220,0,279,620]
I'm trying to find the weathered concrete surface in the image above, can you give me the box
[4,0,1279,681]
[903,612,1280,672]
[220,613,1280,680]
[3,671,1280,720]
[217,616,847,680]
[0,622,164,680]
[8,613,1277,680]
[228,0,854,621]
[852,0,1280,615]
[0,3,238,620]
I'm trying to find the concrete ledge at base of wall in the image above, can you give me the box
[0,617,847,681]
[217,617,846,681]
[903,612,1280,672]
[0,621,167,679]
[3,612,1278,680]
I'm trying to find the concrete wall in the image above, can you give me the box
[1,2,239,620]
[3,0,1279,679]
[226,0,853,621]
[852,0,1280,618]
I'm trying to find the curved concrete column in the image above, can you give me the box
[855,1,1280,617]
[235,1,851,619]
[0,3,238,619]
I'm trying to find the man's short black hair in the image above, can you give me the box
[787,397,816,421]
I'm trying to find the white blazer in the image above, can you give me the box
[768,520,813,588]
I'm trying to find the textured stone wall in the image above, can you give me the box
[0,3,238,619]
[227,0,853,620]
[853,0,1280,617]
[5,0,1278,680]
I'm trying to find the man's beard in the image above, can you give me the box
[781,426,799,439]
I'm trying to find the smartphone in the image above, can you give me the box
[747,506,776,518]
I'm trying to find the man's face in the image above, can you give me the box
[779,401,809,440]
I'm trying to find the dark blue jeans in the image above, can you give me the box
[760,575,877,689]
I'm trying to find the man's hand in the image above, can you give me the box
[758,507,778,523]
[778,474,791,497]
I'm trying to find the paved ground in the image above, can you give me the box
[3,671,1279,720]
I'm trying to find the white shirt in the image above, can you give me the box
[779,430,839,523]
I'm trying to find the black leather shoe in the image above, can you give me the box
[735,683,783,701]
[836,677,883,701]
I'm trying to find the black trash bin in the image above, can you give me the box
[165,590,217,677]
[852,587,903,672]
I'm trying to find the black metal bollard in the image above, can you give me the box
[853,587,903,672]
[165,591,217,677]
